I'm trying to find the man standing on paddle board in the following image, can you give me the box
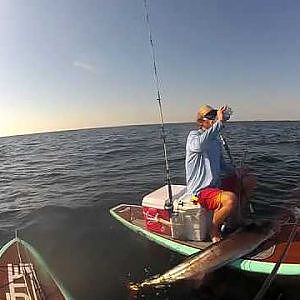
[185,105,255,243]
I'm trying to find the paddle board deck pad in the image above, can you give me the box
[110,204,300,276]
[0,237,73,300]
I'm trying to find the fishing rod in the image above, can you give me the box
[219,132,254,216]
[220,133,243,220]
[219,134,235,167]
[143,0,173,210]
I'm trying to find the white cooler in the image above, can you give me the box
[142,185,212,241]
[172,193,213,241]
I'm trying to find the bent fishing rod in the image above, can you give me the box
[143,0,173,210]
[219,133,235,167]
[219,131,254,215]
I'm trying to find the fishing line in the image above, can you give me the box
[143,0,173,210]
[23,243,46,299]
[253,217,298,300]
[243,124,255,213]
[15,230,46,299]
[16,234,32,298]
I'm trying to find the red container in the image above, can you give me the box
[143,206,171,235]
[142,185,186,236]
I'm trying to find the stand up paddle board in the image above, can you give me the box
[110,204,300,276]
[0,236,73,300]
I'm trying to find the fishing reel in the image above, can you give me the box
[164,199,174,212]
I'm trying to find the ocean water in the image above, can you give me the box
[0,121,299,299]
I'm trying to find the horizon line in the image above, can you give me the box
[1,119,299,139]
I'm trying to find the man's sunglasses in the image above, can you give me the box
[203,110,217,121]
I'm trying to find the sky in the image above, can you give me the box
[0,0,300,137]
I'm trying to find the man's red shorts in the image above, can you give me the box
[196,176,239,211]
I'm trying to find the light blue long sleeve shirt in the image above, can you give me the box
[185,121,234,195]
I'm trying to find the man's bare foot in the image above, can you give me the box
[211,236,222,243]
[210,224,222,243]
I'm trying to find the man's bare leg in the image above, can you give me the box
[210,191,237,242]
